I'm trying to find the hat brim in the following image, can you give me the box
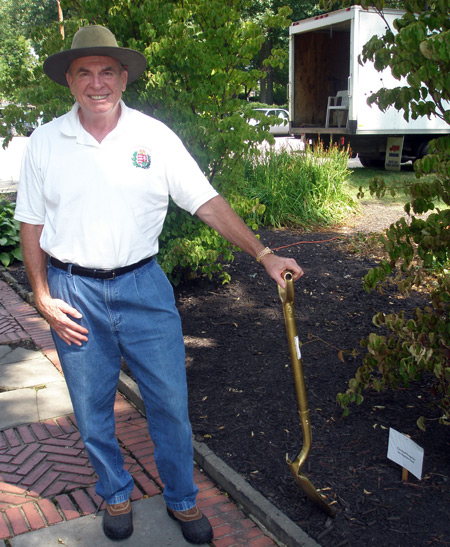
[43,46,147,87]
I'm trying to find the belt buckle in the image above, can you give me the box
[104,270,116,280]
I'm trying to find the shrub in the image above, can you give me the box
[0,199,22,267]
[337,137,450,428]
[332,0,450,428]
[158,193,266,286]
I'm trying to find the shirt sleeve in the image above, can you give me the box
[14,131,46,225]
[161,129,218,215]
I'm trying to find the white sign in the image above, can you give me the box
[385,136,404,171]
[387,427,424,480]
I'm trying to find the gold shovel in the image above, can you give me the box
[278,271,335,517]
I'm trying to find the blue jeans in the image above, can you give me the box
[48,259,198,510]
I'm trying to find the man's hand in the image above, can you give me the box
[259,253,304,288]
[36,294,89,346]
[20,223,88,346]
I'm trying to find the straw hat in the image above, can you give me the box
[43,25,147,87]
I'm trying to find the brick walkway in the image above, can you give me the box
[0,280,276,545]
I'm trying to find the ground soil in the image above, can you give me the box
[4,199,450,546]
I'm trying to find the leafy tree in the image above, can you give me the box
[329,0,450,427]
[0,0,58,42]
[0,0,70,142]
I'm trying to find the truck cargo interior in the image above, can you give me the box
[293,22,350,129]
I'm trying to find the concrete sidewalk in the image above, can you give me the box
[0,137,28,190]
[0,277,318,546]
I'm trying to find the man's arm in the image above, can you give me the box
[20,223,89,346]
[195,196,303,288]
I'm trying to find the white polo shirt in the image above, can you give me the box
[15,101,218,269]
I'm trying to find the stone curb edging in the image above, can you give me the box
[0,268,34,306]
[118,371,320,547]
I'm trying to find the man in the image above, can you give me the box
[15,26,303,543]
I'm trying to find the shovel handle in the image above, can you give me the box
[278,272,309,414]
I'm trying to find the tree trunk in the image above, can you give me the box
[259,39,273,104]
[56,0,64,39]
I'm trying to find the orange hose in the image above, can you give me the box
[272,236,341,252]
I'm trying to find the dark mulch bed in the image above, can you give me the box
[175,227,449,547]
[5,222,450,546]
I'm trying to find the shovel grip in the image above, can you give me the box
[278,271,295,305]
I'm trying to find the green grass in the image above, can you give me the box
[346,164,431,205]
[345,163,445,223]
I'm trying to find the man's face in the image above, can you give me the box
[66,56,128,117]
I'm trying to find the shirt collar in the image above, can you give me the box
[60,100,129,144]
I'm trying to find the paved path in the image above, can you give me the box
[0,279,318,546]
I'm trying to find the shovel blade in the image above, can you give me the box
[288,465,335,517]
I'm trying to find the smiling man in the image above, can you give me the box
[14,26,303,543]
[66,56,127,142]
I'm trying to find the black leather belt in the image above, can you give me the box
[50,256,154,279]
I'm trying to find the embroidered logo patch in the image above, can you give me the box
[132,148,151,169]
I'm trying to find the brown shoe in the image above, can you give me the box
[103,499,133,540]
[167,505,213,544]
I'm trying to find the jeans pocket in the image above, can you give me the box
[48,264,74,302]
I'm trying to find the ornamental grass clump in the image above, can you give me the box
[240,142,357,229]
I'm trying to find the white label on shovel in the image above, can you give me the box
[294,336,301,360]
[387,427,424,480]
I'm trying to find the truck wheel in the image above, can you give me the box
[359,156,384,168]
[416,141,430,160]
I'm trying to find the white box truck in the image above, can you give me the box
[288,6,449,167]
